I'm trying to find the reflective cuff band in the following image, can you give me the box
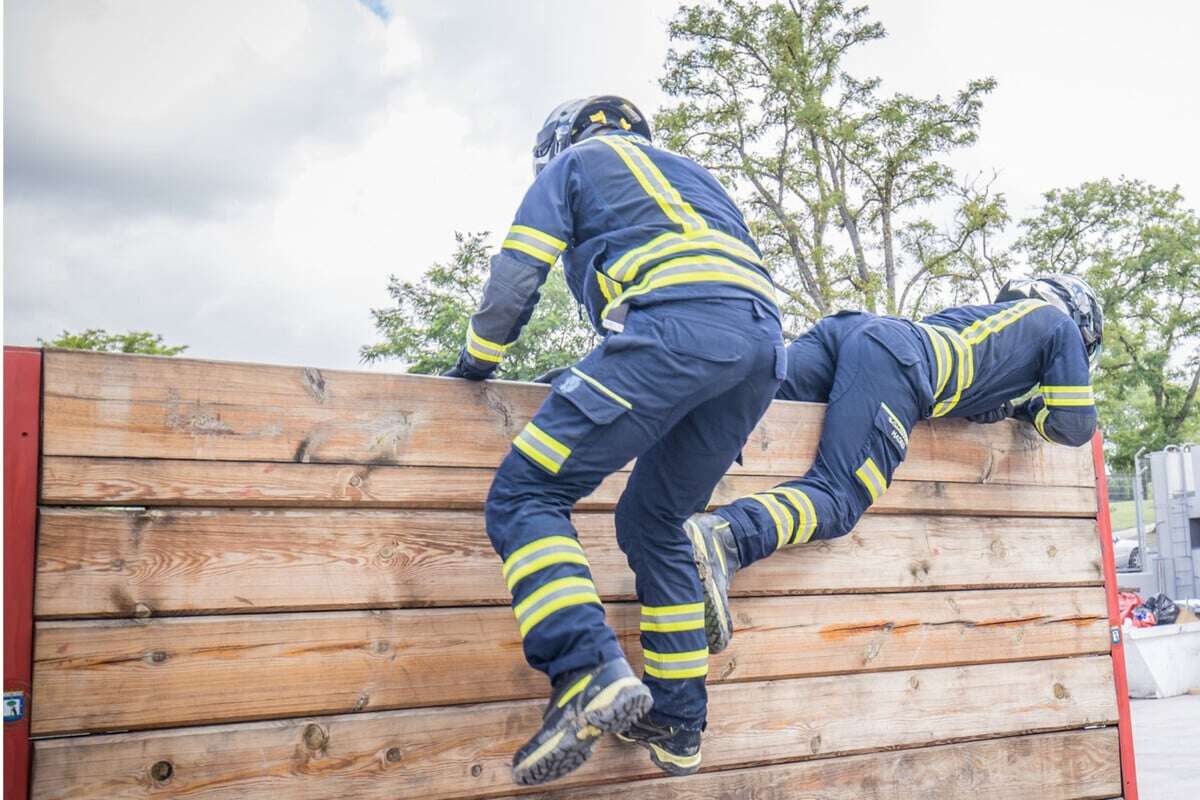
[607,229,762,283]
[502,225,566,266]
[514,576,601,638]
[601,255,777,327]
[502,535,589,591]
[642,648,709,680]
[855,457,888,503]
[465,321,510,364]
[596,136,707,233]
[880,402,909,448]
[640,602,705,633]
[569,367,632,410]
[1042,385,1094,407]
[771,486,817,545]
[962,299,1047,345]
[513,422,572,474]
[748,492,795,551]
[1034,406,1052,441]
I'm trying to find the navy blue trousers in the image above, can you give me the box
[486,298,784,730]
[716,312,932,566]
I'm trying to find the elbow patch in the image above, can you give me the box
[1046,408,1096,448]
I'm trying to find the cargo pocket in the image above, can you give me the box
[512,368,631,475]
[661,317,748,363]
[862,324,921,367]
[853,402,911,507]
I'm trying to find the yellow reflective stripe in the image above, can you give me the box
[772,486,817,545]
[931,326,974,417]
[597,136,706,233]
[514,576,601,638]
[640,602,705,633]
[1042,385,1094,407]
[555,673,593,708]
[749,492,793,550]
[962,300,1047,345]
[465,321,509,364]
[880,402,909,448]
[916,323,951,397]
[509,224,567,251]
[569,367,632,409]
[601,255,776,324]
[642,648,709,680]
[514,422,572,474]
[502,536,590,591]
[855,457,887,502]
[503,237,559,265]
[1034,405,1052,442]
[596,271,621,302]
[607,229,761,283]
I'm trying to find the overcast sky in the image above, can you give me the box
[5,0,1198,370]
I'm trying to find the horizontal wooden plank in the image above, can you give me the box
[31,656,1118,800]
[30,587,1109,735]
[41,457,1099,517]
[35,508,1103,617]
[493,728,1121,800]
[42,350,1095,486]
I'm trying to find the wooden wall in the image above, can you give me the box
[29,350,1123,799]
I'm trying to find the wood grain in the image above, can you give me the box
[30,656,1118,800]
[30,587,1109,735]
[41,350,1095,486]
[40,456,1099,517]
[36,508,1103,618]
[493,728,1122,800]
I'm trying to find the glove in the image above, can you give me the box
[966,401,1014,424]
[531,366,568,385]
[442,352,492,381]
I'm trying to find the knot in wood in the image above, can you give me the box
[149,760,174,783]
[471,764,483,778]
[303,723,328,751]
[386,747,402,764]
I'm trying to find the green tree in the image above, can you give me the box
[40,329,188,356]
[655,0,998,331]
[361,232,596,380]
[1016,178,1200,469]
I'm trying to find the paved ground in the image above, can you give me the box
[1130,695,1200,800]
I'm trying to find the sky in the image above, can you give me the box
[4,0,1198,370]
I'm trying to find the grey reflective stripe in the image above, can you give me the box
[636,259,773,297]
[503,544,582,581]
[505,230,562,261]
[514,427,568,471]
[642,653,708,672]
[641,609,704,626]
[1044,390,1092,400]
[609,231,761,282]
[515,583,596,630]
[858,463,886,498]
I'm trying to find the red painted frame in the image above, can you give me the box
[5,347,42,800]
[1092,432,1139,800]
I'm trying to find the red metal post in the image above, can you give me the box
[1092,431,1139,800]
[5,347,42,800]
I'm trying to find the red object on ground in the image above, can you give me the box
[1092,432,1139,800]
[4,347,41,800]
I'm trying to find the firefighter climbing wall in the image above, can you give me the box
[24,348,1124,798]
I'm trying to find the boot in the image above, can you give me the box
[616,713,702,776]
[684,512,741,653]
[511,657,652,786]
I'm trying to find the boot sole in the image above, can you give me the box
[615,733,702,776]
[685,519,733,654]
[512,677,652,786]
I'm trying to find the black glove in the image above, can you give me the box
[966,401,1014,424]
[531,366,568,385]
[442,353,492,381]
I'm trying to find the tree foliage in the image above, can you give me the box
[655,0,1000,331]
[40,329,188,356]
[360,232,596,380]
[1016,178,1200,468]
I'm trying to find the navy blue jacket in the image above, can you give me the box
[459,130,776,373]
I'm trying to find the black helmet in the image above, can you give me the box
[532,95,651,176]
[996,274,1104,364]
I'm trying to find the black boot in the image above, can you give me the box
[616,713,702,776]
[684,512,742,653]
[511,657,653,786]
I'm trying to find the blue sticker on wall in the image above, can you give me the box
[4,691,25,723]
